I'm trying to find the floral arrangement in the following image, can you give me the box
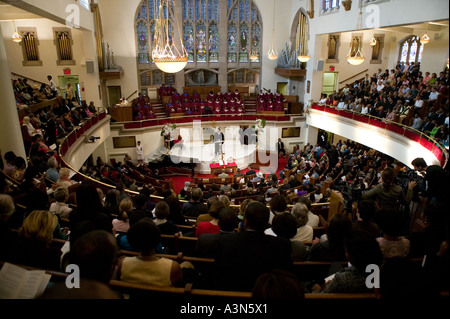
[161,123,176,137]
[252,118,266,133]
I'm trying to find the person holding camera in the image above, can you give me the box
[361,167,416,211]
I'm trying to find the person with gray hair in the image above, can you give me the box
[49,187,72,219]
[56,167,75,188]
[291,203,314,243]
[46,156,60,183]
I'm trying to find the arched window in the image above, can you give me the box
[182,0,219,63]
[227,0,262,63]
[398,35,424,64]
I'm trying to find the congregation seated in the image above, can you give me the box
[316,64,449,145]
[1,119,449,301]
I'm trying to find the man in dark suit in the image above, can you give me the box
[245,164,256,176]
[213,201,293,291]
[277,138,285,158]
[420,116,435,134]
[213,128,224,157]
[195,208,239,258]
[233,168,243,178]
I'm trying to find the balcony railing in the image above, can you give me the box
[311,104,449,167]
[113,113,294,130]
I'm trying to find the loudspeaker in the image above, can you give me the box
[316,60,324,71]
[86,60,95,74]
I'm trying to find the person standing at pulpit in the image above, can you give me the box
[213,128,224,157]
[239,126,245,145]
[136,141,144,165]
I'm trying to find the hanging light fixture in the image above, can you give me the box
[369,36,377,46]
[267,1,278,61]
[420,22,430,45]
[347,1,365,66]
[152,0,187,73]
[297,43,310,62]
[11,20,22,43]
[249,52,259,62]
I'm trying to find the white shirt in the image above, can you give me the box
[49,79,58,92]
[414,99,423,108]
[291,225,314,243]
[306,211,320,227]
[361,106,369,114]
[429,91,439,100]
[49,202,72,219]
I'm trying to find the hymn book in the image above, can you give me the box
[0,262,51,299]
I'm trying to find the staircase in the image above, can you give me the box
[151,100,167,118]
[244,97,257,115]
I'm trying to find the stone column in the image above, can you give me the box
[0,24,27,161]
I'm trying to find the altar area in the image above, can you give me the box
[165,124,277,175]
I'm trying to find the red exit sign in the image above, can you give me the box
[63,68,71,75]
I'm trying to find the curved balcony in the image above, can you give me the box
[111,113,293,130]
[308,104,448,168]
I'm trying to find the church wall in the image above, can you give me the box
[1,18,101,106]
[7,0,95,31]
[97,0,141,101]
[288,0,449,104]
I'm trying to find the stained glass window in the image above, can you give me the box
[153,70,163,85]
[228,22,238,62]
[251,22,260,63]
[239,23,249,62]
[165,73,176,85]
[228,1,262,64]
[400,42,409,63]
[196,21,207,62]
[182,0,219,63]
[209,22,219,62]
[418,43,424,62]
[137,20,149,64]
[409,41,418,63]
[235,69,244,83]
[184,21,195,62]
[398,35,423,64]
[141,73,151,86]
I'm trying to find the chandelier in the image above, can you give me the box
[267,0,278,61]
[347,3,365,66]
[369,37,377,46]
[11,20,22,43]
[249,51,259,62]
[152,0,187,73]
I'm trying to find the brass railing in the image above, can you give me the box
[310,103,449,167]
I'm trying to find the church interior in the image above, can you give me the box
[0,0,449,311]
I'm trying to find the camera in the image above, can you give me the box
[86,136,101,143]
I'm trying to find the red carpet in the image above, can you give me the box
[167,157,289,195]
